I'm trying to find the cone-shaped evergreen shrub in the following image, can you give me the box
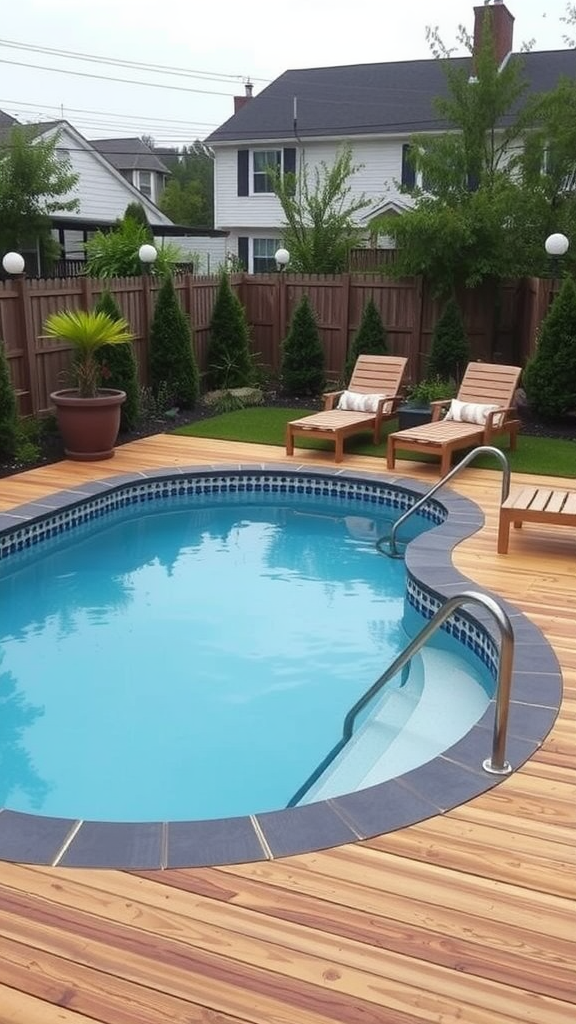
[94,290,140,430]
[345,299,388,380]
[206,273,253,389]
[281,295,325,396]
[149,276,199,408]
[427,297,469,382]
[524,277,576,419]
[0,339,17,459]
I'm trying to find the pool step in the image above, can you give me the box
[298,647,490,804]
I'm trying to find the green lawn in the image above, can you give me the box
[173,407,576,477]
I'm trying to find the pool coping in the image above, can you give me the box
[0,462,562,868]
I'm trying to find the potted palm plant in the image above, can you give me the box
[45,308,134,460]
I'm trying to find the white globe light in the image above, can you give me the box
[545,233,569,257]
[2,251,25,275]
[274,247,290,268]
[138,244,158,264]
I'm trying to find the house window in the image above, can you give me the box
[401,144,416,189]
[253,238,281,273]
[253,150,281,193]
[138,170,152,198]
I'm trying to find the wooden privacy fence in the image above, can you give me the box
[0,271,557,417]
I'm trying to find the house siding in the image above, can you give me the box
[213,138,409,234]
[44,127,173,226]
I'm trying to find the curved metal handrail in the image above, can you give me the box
[377,445,511,558]
[288,590,514,807]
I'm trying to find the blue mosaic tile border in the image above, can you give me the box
[406,575,499,680]
[0,470,445,560]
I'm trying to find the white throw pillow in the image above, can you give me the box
[337,390,392,414]
[445,399,504,427]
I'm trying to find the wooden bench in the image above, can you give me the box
[498,486,576,553]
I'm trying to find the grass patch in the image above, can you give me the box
[173,406,576,477]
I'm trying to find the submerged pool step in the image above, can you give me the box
[299,647,490,804]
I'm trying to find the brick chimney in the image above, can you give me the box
[233,80,254,114]
[473,1,515,68]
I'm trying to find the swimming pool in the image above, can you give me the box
[0,465,561,868]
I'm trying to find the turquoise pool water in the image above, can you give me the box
[0,493,490,822]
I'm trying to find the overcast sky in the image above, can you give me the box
[0,0,573,146]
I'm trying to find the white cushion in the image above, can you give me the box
[337,390,392,414]
[444,399,504,427]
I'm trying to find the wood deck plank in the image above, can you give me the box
[0,435,574,1024]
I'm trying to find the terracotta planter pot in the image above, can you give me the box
[50,389,126,461]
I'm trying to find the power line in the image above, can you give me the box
[0,97,219,129]
[0,38,269,85]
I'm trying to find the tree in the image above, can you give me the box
[149,277,199,408]
[523,277,576,419]
[123,201,154,240]
[427,297,469,382]
[271,145,372,273]
[206,273,253,389]
[94,290,140,430]
[0,125,79,268]
[281,296,325,396]
[0,340,17,458]
[372,18,576,291]
[345,300,388,381]
[158,142,213,227]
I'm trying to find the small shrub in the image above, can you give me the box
[94,290,140,431]
[139,380,176,420]
[345,299,388,381]
[524,277,576,419]
[407,376,456,406]
[281,295,326,396]
[149,277,199,409]
[207,273,254,389]
[427,297,469,382]
[0,339,17,459]
[14,436,41,465]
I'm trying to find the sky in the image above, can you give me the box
[0,0,573,147]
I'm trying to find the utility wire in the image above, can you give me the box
[0,97,219,128]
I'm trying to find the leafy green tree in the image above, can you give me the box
[85,218,182,277]
[523,276,576,419]
[373,19,576,290]
[345,299,388,380]
[0,340,17,458]
[206,272,253,389]
[94,290,140,430]
[427,297,469,381]
[149,277,199,408]
[123,201,154,240]
[159,142,214,227]
[0,125,79,269]
[281,295,325,396]
[271,145,372,273]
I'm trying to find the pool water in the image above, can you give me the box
[0,495,490,821]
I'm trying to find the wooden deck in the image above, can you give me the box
[0,435,574,1024]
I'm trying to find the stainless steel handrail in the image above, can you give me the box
[378,445,511,558]
[288,590,514,807]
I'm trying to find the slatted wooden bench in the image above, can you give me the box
[498,486,576,553]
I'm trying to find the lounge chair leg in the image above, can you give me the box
[497,514,510,554]
[334,436,344,462]
[386,437,396,470]
[440,450,452,476]
[285,426,294,456]
[509,427,518,452]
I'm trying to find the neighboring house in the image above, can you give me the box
[206,1,574,272]
[0,114,228,274]
[91,137,171,206]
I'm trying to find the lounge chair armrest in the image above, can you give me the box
[430,398,452,422]
[323,389,344,411]
[484,405,517,428]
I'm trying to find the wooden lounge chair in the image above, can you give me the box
[387,362,522,477]
[286,354,408,463]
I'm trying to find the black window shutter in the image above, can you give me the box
[467,171,480,192]
[401,144,416,189]
[283,148,296,175]
[237,149,249,196]
[237,237,249,271]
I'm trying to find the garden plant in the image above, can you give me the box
[281,295,325,396]
[149,276,199,409]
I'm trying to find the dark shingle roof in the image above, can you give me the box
[207,50,576,143]
[0,109,19,143]
[91,137,171,174]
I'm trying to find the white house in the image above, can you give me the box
[206,2,574,272]
[90,137,171,207]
